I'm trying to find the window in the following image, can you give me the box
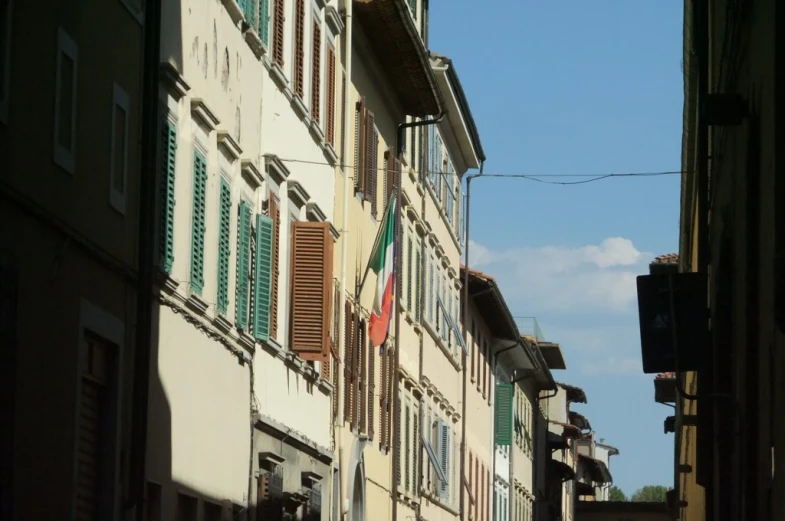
[396,392,419,497]
[414,238,422,322]
[495,383,513,446]
[272,0,285,66]
[109,83,130,214]
[216,178,232,315]
[0,0,12,122]
[406,228,413,312]
[325,44,336,145]
[310,19,321,122]
[354,97,379,215]
[289,221,334,361]
[176,493,197,521]
[189,150,208,294]
[269,195,281,339]
[259,0,270,45]
[54,27,78,173]
[236,200,253,329]
[159,120,177,273]
[253,213,274,340]
[293,0,305,97]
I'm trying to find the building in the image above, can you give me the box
[573,436,617,501]
[146,0,340,516]
[574,501,671,521]
[0,0,145,517]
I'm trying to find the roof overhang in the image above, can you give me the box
[654,372,677,403]
[353,0,441,117]
[547,431,570,452]
[578,454,613,484]
[428,52,485,171]
[547,459,576,483]
[539,342,566,370]
[558,382,587,403]
[678,0,698,269]
[462,266,518,342]
[569,411,591,432]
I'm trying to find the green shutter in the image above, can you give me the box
[238,0,248,22]
[495,383,513,446]
[236,201,252,329]
[190,150,207,293]
[160,122,177,273]
[408,0,416,17]
[244,0,255,29]
[253,214,274,341]
[259,0,270,45]
[216,179,232,315]
[414,243,421,321]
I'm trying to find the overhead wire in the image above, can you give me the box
[276,157,685,186]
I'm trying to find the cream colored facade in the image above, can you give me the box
[544,387,577,521]
[148,0,340,517]
[0,0,145,517]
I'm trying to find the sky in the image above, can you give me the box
[429,1,684,495]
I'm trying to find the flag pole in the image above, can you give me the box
[357,193,395,297]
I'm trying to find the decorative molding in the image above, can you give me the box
[317,378,334,395]
[264,154,291,184]
[322,142,338,166]
[241,159,265,189]
[324,6,344,35]
[414,220,426,236]
[213,314,233,333]
[400,188,413,208]
[407,166,417,184]
[190,98,220,131]
[159,62,190,98]
[291,94,310,121]
[268,62,291,97]
[244,29,265,59]
[238,332,256,351]
[220,0,245,26]
[254,413,334,463]
[309,118,325,143]
[186,292,209,315]
[329,224,340,241]
[217,130,242,161]
[306,201,327,222]
[287,180,310,208]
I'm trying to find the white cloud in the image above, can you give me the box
[467,237,651,313]
[580,356,642,376]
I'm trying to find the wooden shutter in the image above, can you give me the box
[412,403,419,492]
[254,214,274,341]
[367,340,375,440]
[379,343,388,448]
[386,347,395,450]
[406,233,413,311]
[190,150,207,293]
[311,21,321,122]
[325,46,336,146]
[343,301,355,425]
[354,97,366,193]
[159,122,177,273]
[260,0,270,45]
[385,148,395,203]
[364,113,378,215]
[293,0,305,97]
[494,384,513,445]
[236,202,252,329]
[272,0,285,66]
[350,311,360,428]
[340,70,346,163]
[217,179,232,315]
[414,241,421,322]
[269,195,281,339]
[358,319,366,433]
[404,402,411,491]
[289,222,333,360]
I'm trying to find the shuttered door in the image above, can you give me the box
[76,334,110,521]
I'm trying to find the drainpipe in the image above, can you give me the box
[391,111,443,521]
[491,342,518,521]
[128,0,162,516]
[460,161,483,521]
[416,122,427,521]
[336,2,353,520]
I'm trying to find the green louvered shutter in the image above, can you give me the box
[244,0,255,29]
[406,234,413,312]
[259,0,270,45]
[236,202,252,329]
[216,179,232,315]
[160,122,177,273]
[238,0,248,23]
[495,383,513,446]
[414,242,421,321]
[190,151,207,293]
[253,214,274,341]
[408,0,416,17]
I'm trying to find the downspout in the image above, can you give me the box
[416,117,428,521]
[391,110,444,521]
[336,1,353,520]
[128,0,162,515]
[461,162,483,521]
[491,341,519,521]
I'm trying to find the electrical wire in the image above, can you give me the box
[276,157,685,186]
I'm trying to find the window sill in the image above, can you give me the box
[322,141,338,166]
[186,292,209,315]
[284,351,305,371]
[155,269,180,294]
[317,377,334,395]
[309,118,325,142]
[214,314,233,333]
[244,29,266,59]
[291,94,310,123]
[221,0,245,26]
[266,60,292,100]
[238,331,256,351]
[260,336,286,360]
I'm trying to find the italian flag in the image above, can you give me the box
[368,196,397,347]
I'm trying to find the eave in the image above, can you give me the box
[462,266,518,342]
[654,372,677,403]
[428,52,485,170]
[679,0,698,271]
[569,411,591,432]
[539,341,566,370]
[558,382,587,404]
[353,0,441,117]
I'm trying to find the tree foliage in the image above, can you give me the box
[609,486,627,502]
[630,485,668,502]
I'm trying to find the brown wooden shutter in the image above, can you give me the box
[482,340,487,397]
[343,300,354,423]
[358,319,366,433]
[339,70,346,161]
[269,195,281,340]
[379,342,388,448]
[385,347,394,450]
[468,451,473,509]
[293,0,305,97]
[386,149,395,203]
[364,110,376,209]
[273,0,285,66]
[311,21,321,123]
[355,97,366,193]
[325,46,336,146]
[367,342,375,440]
[470,322,476,382]
[320,353,331,380]
[289,222,333,360]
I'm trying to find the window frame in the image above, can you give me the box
[109,82,131,214]
[54,27,79,174]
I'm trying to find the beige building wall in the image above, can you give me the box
[0,0,143,517]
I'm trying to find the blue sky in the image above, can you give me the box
[429,1,683,495]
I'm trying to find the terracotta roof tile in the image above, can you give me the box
[656,372,676,379]
[653,253,679,264]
